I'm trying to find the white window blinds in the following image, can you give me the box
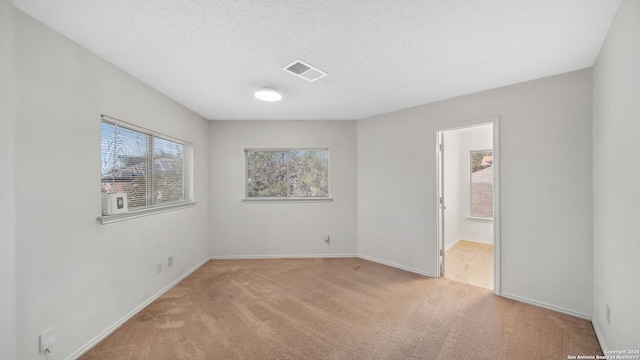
[101,115,190,211]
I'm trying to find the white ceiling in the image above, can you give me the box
[12,0,622,120]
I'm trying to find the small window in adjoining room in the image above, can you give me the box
[470,150,493,219]
[100,115,193,216]
[245,149,329,199]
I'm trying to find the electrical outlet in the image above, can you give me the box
[606,304,611,324]
[39,327,55,352]
[168,256,173,267]
[157,263,162,273]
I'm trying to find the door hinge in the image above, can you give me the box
[439,197,444,204]
[439,144,443,151]
[440,249,444,256]
[440,263,444,276]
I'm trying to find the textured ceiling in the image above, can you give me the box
[12,0,622,120]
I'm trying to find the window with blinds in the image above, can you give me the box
[100,115,191,211]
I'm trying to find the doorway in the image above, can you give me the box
[436,118,500,294]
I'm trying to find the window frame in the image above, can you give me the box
[243,148,332,202]
[98,115,195,224]
[468,149,493,220]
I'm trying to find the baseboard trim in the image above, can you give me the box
[357,254,434,277]
[211,254,434,278]
[592,319,608,352]
[67,257,210,360]
[445,238,461,251]
[445,238,493,252]
[501,292,591,320]
[209,253,358,260]
[458,237,493,245]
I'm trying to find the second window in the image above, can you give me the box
[245,149,329,199]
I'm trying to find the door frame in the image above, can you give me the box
[435,116,501,295]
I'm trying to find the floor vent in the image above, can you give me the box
[283,59,327,82]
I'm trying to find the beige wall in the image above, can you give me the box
[358,69,593,317]
[592,0,640,350]
[0,0,17,359]
[209,120,358,257]
[13,8,211,360]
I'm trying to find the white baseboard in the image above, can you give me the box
[357,254,434,277]
[592,319,608,352]
[500,292,591,320]
[445,238,461,251]
[210,253,434,278]
[209,253,358,260]
[458,237,493,245]
[445,238,493,252]
[67,257,210,360]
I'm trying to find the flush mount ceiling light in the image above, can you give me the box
[254,88,282,102]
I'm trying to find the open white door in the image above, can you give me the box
[437,131,445,277]
[435,118,500,294]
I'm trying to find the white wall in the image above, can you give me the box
[0,0,17,359]
[592,0,640,350]
[358,69,593,316]
[458,125,493,244]
[13,9,211,360]
[210,120,358,257]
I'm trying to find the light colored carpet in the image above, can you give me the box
[80,258,601,360]
[446,240,494,290]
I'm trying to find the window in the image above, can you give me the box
[469,150,493,219]
[245,149,329,199]
[100,115,192,212]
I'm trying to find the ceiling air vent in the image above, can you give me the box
[283,59,327,82]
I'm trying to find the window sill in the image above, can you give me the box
[467,216,493,221]
[242,197,333,203]
[98,201,196,225]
